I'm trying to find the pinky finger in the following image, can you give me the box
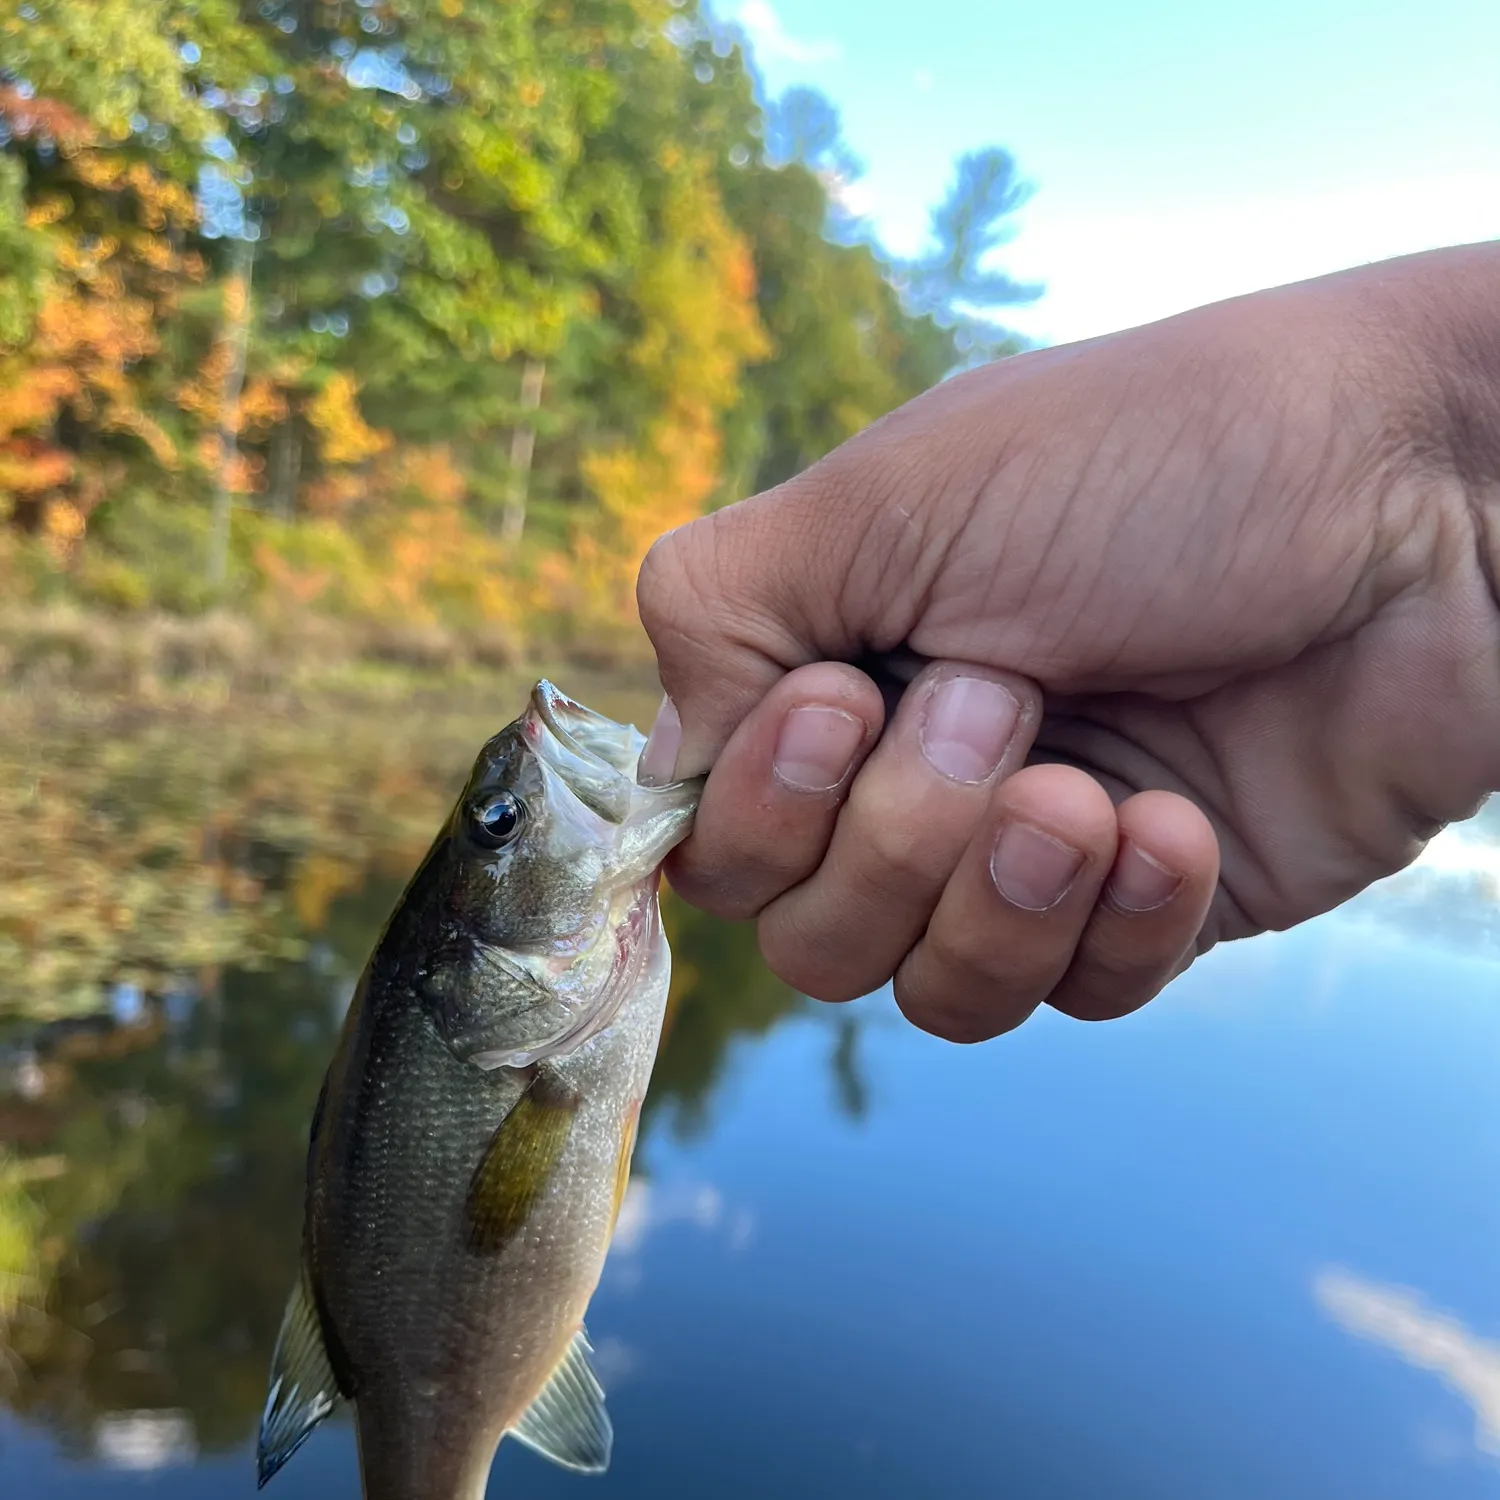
[1046,790,1219,1023]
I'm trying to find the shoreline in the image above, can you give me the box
[0,604,667,731]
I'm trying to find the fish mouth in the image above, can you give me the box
[529,680,646,782]
[524,678,701,854]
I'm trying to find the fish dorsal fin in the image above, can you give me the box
[509,1326,613,1474]
[467,1068,579,1254]
[258,1261,343,1488]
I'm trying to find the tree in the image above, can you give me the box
[887,146,1043,369]
[0,0,1040,639]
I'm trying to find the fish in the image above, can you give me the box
[256,680,702,1500]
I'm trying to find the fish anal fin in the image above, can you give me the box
[508,1326,612,1474]
[466,1068,579,1254]
[257,1259,344,1488]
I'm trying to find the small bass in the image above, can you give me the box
[257,681,701,1500]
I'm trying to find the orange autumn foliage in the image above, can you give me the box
[573,157,769,625]
[0,127,192,528]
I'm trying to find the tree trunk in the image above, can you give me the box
[267,418,302,520]
[500,357,545,544]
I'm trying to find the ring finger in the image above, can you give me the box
[757,661,1041,1003]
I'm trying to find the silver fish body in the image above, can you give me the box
[257,682,700,1500]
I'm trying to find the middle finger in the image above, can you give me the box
[757,660,1041,1002]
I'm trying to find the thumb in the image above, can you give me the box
[634,484,865,782]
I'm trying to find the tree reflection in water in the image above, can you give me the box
[0,695,864,1460]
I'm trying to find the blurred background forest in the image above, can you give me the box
[0,1,1041,1440]
[0,0,1038,674]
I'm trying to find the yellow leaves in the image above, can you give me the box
[41,498,86,565]
[222,268,251,329]
[305,373,392,467]
[176,339,234,425]
[395,445,467,508]
[0,368,80,441]
[102,406,177,469]
[253,535,337,609]
[35,284,157,370]
[237,376,290,436]
[302,472,364,519]
[439,0,464,14]
[249,446,517,631]
[519,81,546,108]
[70,151,128,192]
[290,852,364,933]
[0,444,74,496]
[130,229,179,273]
[575,155,769,622]
[24,195,71,230]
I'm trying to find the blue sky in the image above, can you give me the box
[727,0,1500,346]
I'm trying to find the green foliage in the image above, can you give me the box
[0,0,1035,641]
[0,155,50,347]
[720,156,957,495]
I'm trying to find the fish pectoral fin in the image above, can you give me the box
[508,1325,613,1474]
[257,1260,344,1489]
[466,1067,579,1254]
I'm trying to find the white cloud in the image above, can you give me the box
[610,1177,726,1256]
[733,0,840,66]
[818,168,876,221]
[1412,823,1500,882]
[1315,1266,1500,1458]
[94,1411,197,1471]
[590,1336,640,1386]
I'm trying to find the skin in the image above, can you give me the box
[634,241,1500,1043]
[262,688,697,1500]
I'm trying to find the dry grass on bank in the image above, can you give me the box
[0,605,661,710]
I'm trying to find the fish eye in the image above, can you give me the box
[466,790,525,851]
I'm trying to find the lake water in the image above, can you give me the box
[1,690,1497,1498]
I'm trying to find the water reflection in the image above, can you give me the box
[1316,1268,1500,1459]
[0,692,813,1468]
[1,694,1497,1497]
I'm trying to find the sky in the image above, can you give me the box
[726,0,1500,346]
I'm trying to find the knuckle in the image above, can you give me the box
[672,835,802,924]
[921,908,1070,1001]
[1049,979,1150,1022]
[893,970,1023,1044]
[855,808,955,890]
[915,919,991,979]
[667,865,762,923]
[1049,941,1171,1022]
[636,525,705,641]
[758,910,881,1004]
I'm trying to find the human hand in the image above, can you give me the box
[636,242,1500,1041]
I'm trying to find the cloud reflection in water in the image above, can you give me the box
[1315,1267,1500,1460]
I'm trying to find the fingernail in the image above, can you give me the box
[920,677,1019,784]
[772,705,865,792]
[1107,843,1183,913]
[637,696,681,787]
[990,821,1084,911]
